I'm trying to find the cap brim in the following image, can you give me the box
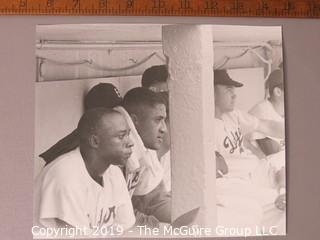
[230,80,243,87]
[214,70,244,87]
[216,80,243,87]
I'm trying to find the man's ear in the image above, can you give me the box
[130,113,139,126]
[274,87,283,97]
[88,134,99,148]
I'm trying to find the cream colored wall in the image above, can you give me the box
[228,67,265,112]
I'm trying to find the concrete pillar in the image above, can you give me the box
[162,25,216,228]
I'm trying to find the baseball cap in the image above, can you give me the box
[266,69,284,93]
[84,83,122,110]
[214,69,243,87]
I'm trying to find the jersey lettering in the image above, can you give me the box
[88,206,116,228]
[127,171,140,191]
[223,128,244,154]
[125,167,144,196]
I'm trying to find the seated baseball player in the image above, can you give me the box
[214,69,284,158]
[213,69,286,234]
[156,104,171,193]
[33,108,135,237]
[141,65,171,192]
[249,69,285,156]
[249,69,286,212]
[121,87,171,224]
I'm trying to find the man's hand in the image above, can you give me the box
[134,209,160,228]
[275,167,286,189]
[275,194,286,211]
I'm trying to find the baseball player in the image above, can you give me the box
[33,108,135,237]
[213,69,284,160]
[122,87,171,224]
[249,68,286,211]
[249,69,285,155]
[141,65,170,192]
[214,69,286,233]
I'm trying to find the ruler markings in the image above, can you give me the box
[0,0,319,17]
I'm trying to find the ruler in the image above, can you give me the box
[0,0,320,17]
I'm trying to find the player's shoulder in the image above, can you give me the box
[43,148,85,185]
[222,110,242,123]
[249,100,272,115]
[104,165,130,199]
[229,109,259,128]
[232,109,257,120]
[104,165,125,182]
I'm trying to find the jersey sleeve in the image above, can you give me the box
[249,102,268,119]
[133,150,164,196]
[38,170,88,229]
[248,103,269,139]
[111,166,136,231]
[236,110,260,136]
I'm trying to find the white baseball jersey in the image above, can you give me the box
[114,106,164,197]
[214,110,259,158]
[132,149,164,196]
[214,110,260,179]
[160,151,171,192]
[249,100,285,148]
[33,148,135,235]
[215,110,284,233]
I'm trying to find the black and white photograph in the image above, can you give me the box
[212,25,285,236]
[33,23,286,238]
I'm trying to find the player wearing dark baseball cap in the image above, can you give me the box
[84,83,122,110]
[214,69,243,87]
[214,69,244,115]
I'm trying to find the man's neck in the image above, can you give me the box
[269,98,284,117]
[80,148,110,186]
[215,107,223,120]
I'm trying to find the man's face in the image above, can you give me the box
[135,103,167,150]
[149,82,168,93]
[97,113,133,166]
[214,84,237,113]
[161,118,171,152]
[274,86,285,103]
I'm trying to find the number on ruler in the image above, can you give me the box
[19,0,27,8]
[127,0,134,8]
[73,0,80,8]
[180,0,191,9]
[153,0,165,9]
[47,0,54,8]
[230,0,244,12]
[204,0,218,10]
[308,1,320,15]
[282,0,295,13]
[99,0,108,9]
[259,0,269,11]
